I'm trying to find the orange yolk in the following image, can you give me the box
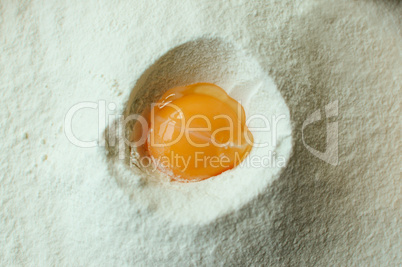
[145,83,253,182]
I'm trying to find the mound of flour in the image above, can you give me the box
[104,37,292,224]
[0,0,400,265]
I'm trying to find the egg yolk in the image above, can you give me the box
[145,83,253,182]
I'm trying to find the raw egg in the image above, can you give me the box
[143,83,253,182]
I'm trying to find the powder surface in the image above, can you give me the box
[106,37,292,224]
[0,0,401,266]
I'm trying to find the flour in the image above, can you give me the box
[1,0,401,266]
[105,38,292,224]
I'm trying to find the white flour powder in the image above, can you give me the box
[105,37,292,224]
[0,0,400,266]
